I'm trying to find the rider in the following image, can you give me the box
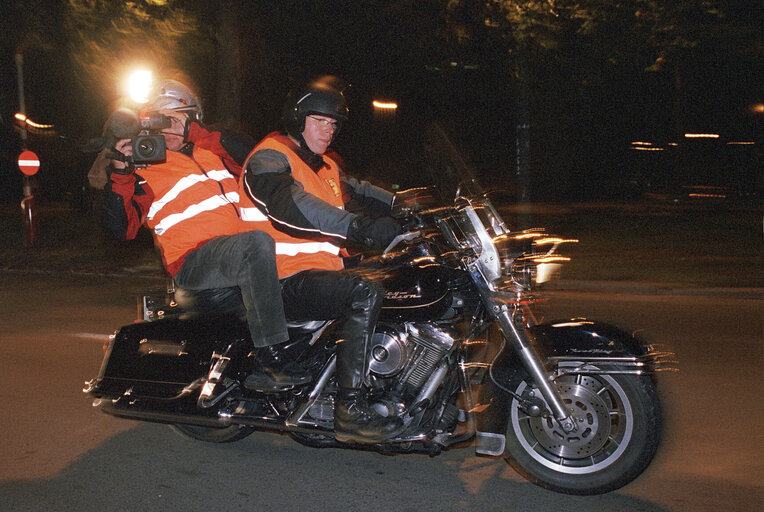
[102,78,307,386]
[239,78,405,443]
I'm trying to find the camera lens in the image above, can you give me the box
[136,138,156,157]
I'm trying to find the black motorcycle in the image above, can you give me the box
[84,126,675,495]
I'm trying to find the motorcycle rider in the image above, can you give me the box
[240,78,406,443]
[102,78,309,386]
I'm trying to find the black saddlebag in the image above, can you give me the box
[87,313,252,400]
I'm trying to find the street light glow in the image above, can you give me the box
[128,70,153,103]
[14,113,54,129]
[684,133,720,139]
[372,100,398,110]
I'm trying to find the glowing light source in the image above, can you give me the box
[372,100,398,110]
[128,70,153,103]
[684,133,719,139]
[727,141,755,145]
[14,113,54,129]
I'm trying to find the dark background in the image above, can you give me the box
[0,1,761,205]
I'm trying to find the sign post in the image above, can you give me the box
[18,150,40,247]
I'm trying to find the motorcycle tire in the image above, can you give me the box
[170,423,257,443]
[504,365,662,495]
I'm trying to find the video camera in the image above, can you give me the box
[83,108,170,167]
[130,113,170,165]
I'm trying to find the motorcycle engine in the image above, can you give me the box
[367,323,456,407]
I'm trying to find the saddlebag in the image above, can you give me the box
[87,313,252,400]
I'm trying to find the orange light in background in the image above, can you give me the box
[373,100,398,110]
[749,103,764,114]
[14,113,54,129]
[684,133,720,139]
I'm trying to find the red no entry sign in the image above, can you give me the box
[18,150,40,176]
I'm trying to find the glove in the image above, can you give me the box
[347,216,403,250]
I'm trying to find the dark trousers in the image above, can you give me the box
[174,231,289,347]
[281,270,384,389]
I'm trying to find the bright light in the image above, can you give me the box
[684,133,720,139]
[14,113,54,129]
[372,100,398,110]
[128,70,153,103]
[749,103,764,114]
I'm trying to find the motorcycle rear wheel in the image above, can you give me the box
[170,423,257,443]
[504,366,662,495]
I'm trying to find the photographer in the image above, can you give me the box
[102,79,308,386]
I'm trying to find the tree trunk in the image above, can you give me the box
[215,0,242,124]
[514,47,531,204]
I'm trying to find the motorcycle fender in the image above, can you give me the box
[87,312,251,400]
[474,319,653,455]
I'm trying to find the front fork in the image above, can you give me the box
[492,303,577,433]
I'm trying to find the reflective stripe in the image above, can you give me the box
[154,192,240,235]
[239,206,269,222]
[148,170,235,220]
[275,241,341,256]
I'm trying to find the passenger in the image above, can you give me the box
[102,78,307,386]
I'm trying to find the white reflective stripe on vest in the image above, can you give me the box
[147,169,235,220]
[275,241,341,256]
[239,207,269,222]
[154,192,240,235]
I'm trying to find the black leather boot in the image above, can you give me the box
[245,343,312,388]
[333,278,405,443]
[335,389,405,443]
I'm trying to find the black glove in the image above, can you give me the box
[347,216,403,250]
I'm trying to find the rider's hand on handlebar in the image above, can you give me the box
[347,216,403,250]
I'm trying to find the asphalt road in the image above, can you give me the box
[0,271,761,511]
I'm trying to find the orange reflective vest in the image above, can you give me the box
[140,147,242,275]
[239,135,345,279]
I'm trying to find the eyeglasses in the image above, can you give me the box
[307,115,338,130]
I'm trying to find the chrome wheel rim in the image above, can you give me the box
[511,373,634,474]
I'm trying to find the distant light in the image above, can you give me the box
[630,141,653,146]
[668,142,678,146]
[727,141,755,145]
[631,146,665,151]
[684,133,719,139]
[749,103,764,114]
[14,113,54,129]
[128,70,153,103]
[372,100,398,110]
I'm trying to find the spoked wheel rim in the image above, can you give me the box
[511,373,634,474]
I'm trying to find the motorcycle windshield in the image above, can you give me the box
[423,123,509,282]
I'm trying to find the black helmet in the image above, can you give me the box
[283,80,348,139]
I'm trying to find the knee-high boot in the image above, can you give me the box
[334,278,405,443]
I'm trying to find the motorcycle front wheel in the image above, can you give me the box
[504,367,662,495]
[170,423,257,443]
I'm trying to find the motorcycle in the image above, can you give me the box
[84,125,676,495]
